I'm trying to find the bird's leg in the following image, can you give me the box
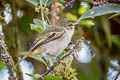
[46,53,61,60]
[42,57,51,69]
[56,56,61,61]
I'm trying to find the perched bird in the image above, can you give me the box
[16,18,77,66]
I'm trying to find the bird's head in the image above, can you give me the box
[56,18,78,30]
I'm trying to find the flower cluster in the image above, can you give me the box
[54,55,77,80]
[93,0,108,7]
[65,0,75,8]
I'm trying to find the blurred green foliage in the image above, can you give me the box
[0,0,120,80]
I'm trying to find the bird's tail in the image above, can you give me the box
[15,52,31,67]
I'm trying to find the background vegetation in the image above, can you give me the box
[0,0,120,80]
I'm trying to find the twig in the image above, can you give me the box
[0,33,16,80]
[43,10,52,25]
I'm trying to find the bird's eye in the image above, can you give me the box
[49,32,56,38]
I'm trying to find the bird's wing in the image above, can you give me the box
[30,27,65,51]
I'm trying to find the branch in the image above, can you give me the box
[43,10,52,25]
[0,33,16,80]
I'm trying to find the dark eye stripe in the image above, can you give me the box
[68,24,73,26]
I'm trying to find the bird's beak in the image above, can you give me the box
[73,23,78,26]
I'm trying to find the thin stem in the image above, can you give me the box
[43,10,52,25]
[40,0,45,29]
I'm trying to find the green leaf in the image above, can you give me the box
[26,0,39,6]
[42,0,55,6]
[78,5,89,15]
[66,13,78,21]
[78,3,120,21]
[79,19,95,28]
[30,19,46,32]
[33,19,43,26]
[33,19,44,29]
[30,24,43,32]
[26,0,55,6]
[43,75,63,80]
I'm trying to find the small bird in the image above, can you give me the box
[16,18,77,66]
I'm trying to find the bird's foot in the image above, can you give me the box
[42,57,51,69]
